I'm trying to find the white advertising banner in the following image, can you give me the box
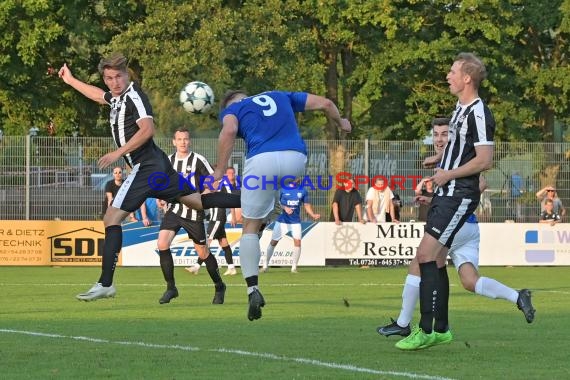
[120,221,326,267]
[479,223,570,266]
[119,221,570,267]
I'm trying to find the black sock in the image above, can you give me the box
[98,225,122,287]
[222,245,233,265]
[159,249,176,289]
[434,266,450,333]
[201,193,241,209]
[419,261,439,334]
[204,253,223,287]
[197,257,204,266]
[245,275,258,288]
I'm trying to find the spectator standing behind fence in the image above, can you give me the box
[536,186,565,219]
[102,166,123,218]
[103,166,142,223]
[366,177,397,223]
[510,171,524,221]
[330,179,366,225]
[539,198,561,225]
[415,177,435,222]
[135,198,164,225]
[392,194,402,221]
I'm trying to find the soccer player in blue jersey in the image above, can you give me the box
[59,53,240,301]
[377,119,535,344]
[261,179,320,273]
[212,90,351,320]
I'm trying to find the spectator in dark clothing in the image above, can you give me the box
[330,179,366,225]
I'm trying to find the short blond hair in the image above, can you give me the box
[455,52,487,89]
[97,52,128,75]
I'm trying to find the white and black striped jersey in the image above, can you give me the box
[168,151,214,221]
[437,98,495,198]
[103,82,159,168]
[208,182,234,222]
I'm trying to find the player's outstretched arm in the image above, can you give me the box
[58,63,106,104]
[304,94,351,133]
[214,115,238,182]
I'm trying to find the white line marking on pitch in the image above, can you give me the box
[0,328,455,380]
[0,282,426,288]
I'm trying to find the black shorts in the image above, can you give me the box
[207,219,227,240]
[111,155,195,213]
[160,211,207,245]
[424,195,479,248]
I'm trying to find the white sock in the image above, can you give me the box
[240,234,261,279]
[247,285,259,295]
[291,246,301,270]
[265,244,275,268]
[228,264,235,269]
[397,274,421,327]
[475,277,519,303]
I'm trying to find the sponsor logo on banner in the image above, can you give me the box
[260,222,319,267]
[524,228,570,263]
[49,228,105,263]
[326,223,424,267]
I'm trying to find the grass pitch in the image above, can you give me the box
[0,266,568,379]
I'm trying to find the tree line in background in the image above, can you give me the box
[1,0,570,142]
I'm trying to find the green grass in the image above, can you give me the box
[0,266,568,379]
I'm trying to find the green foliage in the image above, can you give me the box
[1,1,570,142]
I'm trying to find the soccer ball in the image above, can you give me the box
[179,81,215,114]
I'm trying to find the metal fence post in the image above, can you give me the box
[25,134,31,220]
[364,139,369,180]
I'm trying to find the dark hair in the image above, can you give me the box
[98,52,128,75]
[455,52,487,89]
[173,127,191,138]
[220,90,247,110]
[431,117,451,127]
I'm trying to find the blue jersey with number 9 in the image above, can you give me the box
[220,91,308,158]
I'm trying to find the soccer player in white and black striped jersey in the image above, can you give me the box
[396,53,496,350]
[59,53,239,301]
[186,166,239,276]
[379,119,534,343]
[157,128,226,305]
[207,167,238,276]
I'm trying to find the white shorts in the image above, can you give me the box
[448,221,480,270]
[241,151,307,219]
[271,221,302,241]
